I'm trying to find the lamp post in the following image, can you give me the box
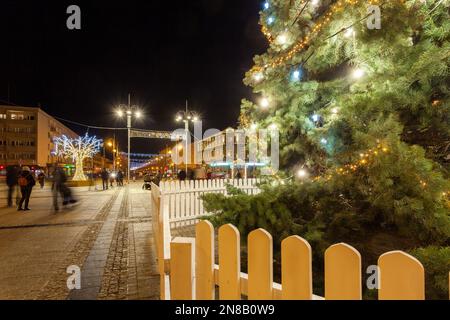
[115,94,142,184]
[175,101,199,173]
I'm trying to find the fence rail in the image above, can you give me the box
[150,180,449,300]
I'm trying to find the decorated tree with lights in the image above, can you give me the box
[203,0,450,298]
[54,134,102,181]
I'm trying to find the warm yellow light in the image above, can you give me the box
[260,97,270,109]
[297,168,308,179]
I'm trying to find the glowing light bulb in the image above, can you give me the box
[250,123,258,130]
[312,0,320,6]
[135,111,142,118]
[116,110,124,117]
[264,1,270,10]
[311,114,320,122]
[331,107,339,114]
[277,33,288,45]
[352,68,365,79]
[269,123,278,130]
[193,116,199,122]
[297,168,308,179]
[267,16,275,25]
[344,27,354,38]
[321,138,328,144]
[253,72,264,82]
[260,97,270,109]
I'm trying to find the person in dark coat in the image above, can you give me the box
[17,166,35,211]
[6,166,19,207]
[101,168,109,190]
[116,170,124,187]
[178,170,187,181]
[37,172,46,188]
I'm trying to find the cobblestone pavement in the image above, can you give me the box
[0,183,159,300]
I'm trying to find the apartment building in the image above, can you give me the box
[0,105,78,172]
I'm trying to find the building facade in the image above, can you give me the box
[0,105,78,172]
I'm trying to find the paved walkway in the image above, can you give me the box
[0,183,159,300]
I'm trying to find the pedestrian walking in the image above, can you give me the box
[101,168,109,190]
[6,166,19,207]
[117,170,124,186]
[52,166,77,211]
[37,172,46,188]
[17,166,35,211]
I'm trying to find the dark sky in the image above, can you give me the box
[0,0,266,153]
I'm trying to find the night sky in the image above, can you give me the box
[0,0,267,153]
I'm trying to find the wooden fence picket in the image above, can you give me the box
[195,220,215,300]
[378,251,425,300]
[248,228,273,300]
[218,224,241,300]
[325,243,362,300]
[170,237,195,300]
[281,236,312,300]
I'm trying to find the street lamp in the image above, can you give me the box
[175,101,199,173]
[115,94,142,184]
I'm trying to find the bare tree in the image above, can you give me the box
[53,134,102,181]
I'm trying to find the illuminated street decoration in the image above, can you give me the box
[53,134,102,181]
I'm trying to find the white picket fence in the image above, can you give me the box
[151,178,260,300]
[158,179,260,226]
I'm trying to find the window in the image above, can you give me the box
[0,114,6,119]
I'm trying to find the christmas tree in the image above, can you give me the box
[203,0,450,298]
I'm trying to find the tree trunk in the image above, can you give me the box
[73,157,87,181]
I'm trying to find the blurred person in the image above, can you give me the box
[37,172,46,189]
[53,166,77,211]
[178,169,186,181]
[101,168,109,190]
[17,166,35,211]
[116,170,124,186]
[6,166,19,207]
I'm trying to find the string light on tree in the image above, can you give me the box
[297,168,309,179]
[253,72,264,82]
[344,27,355,38]
[269,123,278,131]
[263,1,270,10]
[277,32,289,45]
[311,114,320,122]
[352,68,365,79]
[321,138,328,144]
[291,67,304,82]
[267,16,275,25]
[260,97,270,109]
